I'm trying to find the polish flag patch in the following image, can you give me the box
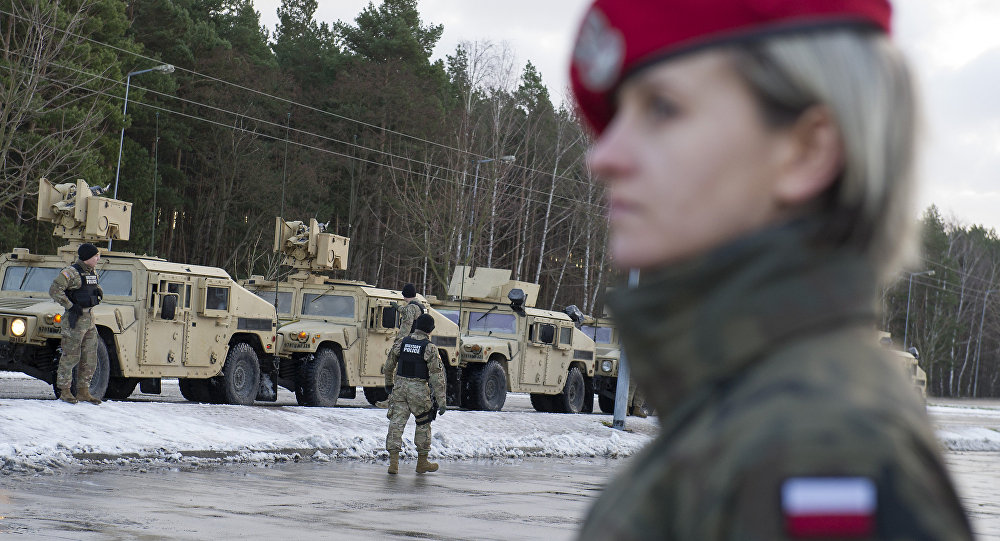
[782,477,877,538]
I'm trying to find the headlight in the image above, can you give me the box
[601,360,613,372]
[463,343,482,353]
[10,318,27,337]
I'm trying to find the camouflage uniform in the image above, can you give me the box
[395,300,424,343]
[384,329,446,454]
[580,223,973,540]
[48,259,101,389]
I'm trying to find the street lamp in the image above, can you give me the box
[110,63,174,249]
[974,288,996,397]
[903,269,935,350]
[466,155,515,261]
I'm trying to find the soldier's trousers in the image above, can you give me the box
[386,377,434,453]
[57,312,98,389]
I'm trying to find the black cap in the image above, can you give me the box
[78,243,99,261]
[414,313,435,333]
[402,283,417,298]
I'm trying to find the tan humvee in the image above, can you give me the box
[878,331,929,399]
[427,266,597,413]
[240,218,460,407]
[0,179,278,405]
[577,314,621,413]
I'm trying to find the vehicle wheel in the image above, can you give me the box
[552,366,585,414]
[296,348,342,407]
[216,342,260,405]
[179,378,214,402]
[54,337,110,400]
[104,377,137,400]
[598,393,615,414]
[363,386,390,406]
[467,360,507,411]
[530,393,553,412]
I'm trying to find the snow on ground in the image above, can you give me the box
[0,373,657,474]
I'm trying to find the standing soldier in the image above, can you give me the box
[383,313,446,475]
[395,283,424,343]
[570,0,973,538]
[49,243,104,405]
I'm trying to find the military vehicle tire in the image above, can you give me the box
[363,386,390,406]
[179,378,215,402]
[53,337,110,400]
[598,393,615,414]
[552,366,585,414]
[217,342,260,405]
[104,377,137,400]
[296,348,342,407]
[467,360,507,411]
[530,393,554,412]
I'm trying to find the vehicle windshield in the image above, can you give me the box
[468,311,517,335]
[97,269,133,296]
[2,266,61,293]
[253,289,293,315]
[302,293,354,318]
[438,309,459,325]
[581,325,614,344]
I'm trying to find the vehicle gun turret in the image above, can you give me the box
[37,178,131,241]
[274,217,350,274]
[447,266,540,307]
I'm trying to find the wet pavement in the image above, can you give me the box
[0,457,618,540]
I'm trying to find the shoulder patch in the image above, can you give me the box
[782,477,876,538]
[61,269,73,280]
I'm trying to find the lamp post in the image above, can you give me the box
[974,288,996,397]
[903,269,935,351]
[110,63,174,250]
[466,155,515,262]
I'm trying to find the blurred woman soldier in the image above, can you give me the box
[569,0,973,539]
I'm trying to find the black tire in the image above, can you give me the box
[53,337,110,400]
[216,342,260,406]
[529,393,553,412]
[104,377,137,400]
[598,393,615,414]
[179,378,214,402]
[296,348,342,407]
[363,386,390,406]
[467,360,507,411]
[552,366,585,414]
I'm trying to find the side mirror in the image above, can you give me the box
[564,304,584,324]
[161,294,178,321]
[907,346,920,360]
[539,324,555,345]
[382,306,398,329]
[508,288,526,316]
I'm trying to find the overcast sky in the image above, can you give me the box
[251,1,1000,232]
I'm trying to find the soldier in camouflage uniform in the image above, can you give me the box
[394,283,424,343]
[383,313,447,474]
[48,243,104,405]
[569,0,973,539]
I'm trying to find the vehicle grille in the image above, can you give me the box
[432,336,457,348]
[0,298,47,310]
[574,349,594,361]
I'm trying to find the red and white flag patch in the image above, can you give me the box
[782,477,876,538]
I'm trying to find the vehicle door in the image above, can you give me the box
[143,273,190,366]
[184,277,232,367]
[363,298,397,378]
[545,324,575,385]
[522,317,557,386]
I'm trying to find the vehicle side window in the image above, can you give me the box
[206,286,229,311]
[560,327,572,346]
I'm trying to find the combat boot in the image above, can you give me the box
[75,386,102,405]
[416,452,438,474]
[58,386,78,404]
[387,451,399,475]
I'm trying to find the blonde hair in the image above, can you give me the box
[729,29,919,282]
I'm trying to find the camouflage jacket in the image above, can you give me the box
[396,300,424,339]
[580,222,973,540]
[384,329,446,402]
[48,259,100,311]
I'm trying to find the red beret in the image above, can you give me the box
[570,0,892,135]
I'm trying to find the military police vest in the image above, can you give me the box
[70,263,101,308]
[396,337,430,379]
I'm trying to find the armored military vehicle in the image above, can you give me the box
[429,266,597,413]
[878,331,928,399]
[0,179,278,405]
[241,218,460,407]
[577,313,621,413]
